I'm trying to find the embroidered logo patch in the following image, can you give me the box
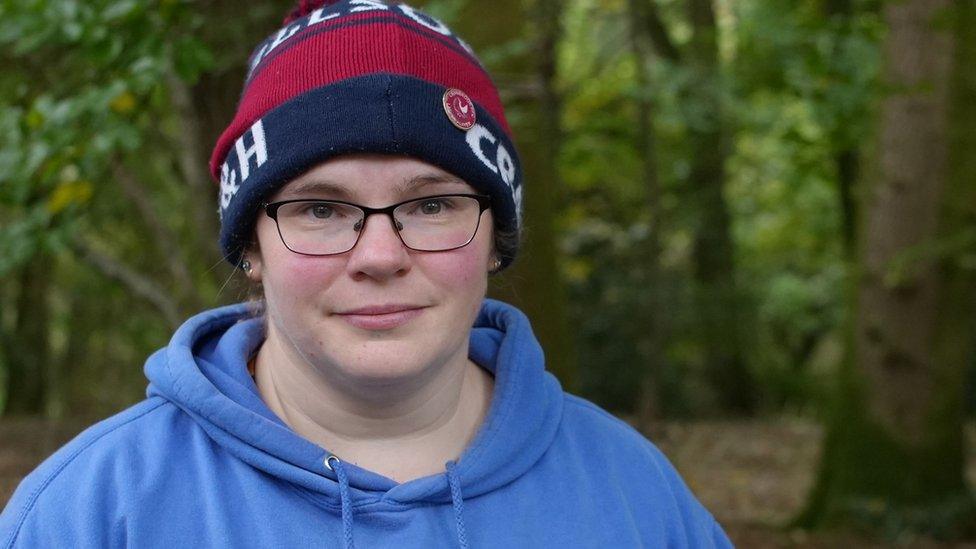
[443,88,476,130]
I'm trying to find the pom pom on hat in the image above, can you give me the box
[283,0,341,25]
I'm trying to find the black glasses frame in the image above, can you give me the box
[262,193,492,256]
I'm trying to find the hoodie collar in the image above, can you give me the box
[145,299,563,504]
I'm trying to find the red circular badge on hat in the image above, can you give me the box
[443,88,476,130]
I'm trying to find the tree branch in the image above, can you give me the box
[166,69,223,264]
[71,238,182,329]
[110,159,196,306]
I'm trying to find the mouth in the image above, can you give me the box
[334,304,428,330]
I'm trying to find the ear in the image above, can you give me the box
[243,238,264,282]
[246,254,263,282]
[487,252,501,274]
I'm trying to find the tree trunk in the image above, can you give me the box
[456,0,578,389]
[188,1,282,279]
[823,0,863,259]
[6,253,52,415]
[629,0,670,423]
[516,0,578,389]
[0,269,13,413]
[686,0,757,414]
[836,148,859,258]
[798,0,976,536]
[62,286,97,414]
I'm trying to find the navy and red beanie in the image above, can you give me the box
[210,0,523,269]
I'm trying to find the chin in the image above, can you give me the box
[324,341,442,384]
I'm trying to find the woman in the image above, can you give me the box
[0,1,732,547]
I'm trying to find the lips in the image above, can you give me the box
[334,304,427,330]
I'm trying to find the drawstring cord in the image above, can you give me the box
[326,455,355,549]
[446,460,469,549]
[326,455,469,549]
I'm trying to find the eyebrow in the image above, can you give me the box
[281,180,353,199]
[397,173,468,193]
[281,173,468,200]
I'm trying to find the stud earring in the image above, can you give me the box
[489,258,502,272]
[241,259,252,274]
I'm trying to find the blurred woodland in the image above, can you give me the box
[1,0,975,543]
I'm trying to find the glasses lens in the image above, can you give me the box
[394,196,482,251]
[274,201,364,255]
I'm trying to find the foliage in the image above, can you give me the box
[1,0,974,540]
[0,0,223,414]
[555,0,882,413]
[0,0,963,439]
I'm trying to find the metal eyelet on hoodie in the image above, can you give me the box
[325,455,356,549]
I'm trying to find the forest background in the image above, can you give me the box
[1,0,975,545]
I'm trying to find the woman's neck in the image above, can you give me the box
[252,330,494,483]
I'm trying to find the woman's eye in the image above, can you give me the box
[420,199,444,214]
[310,204,333,219]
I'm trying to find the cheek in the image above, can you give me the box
[420,234,490,298]
[255,217,336,296]
[257,245,339,309]
[266,256,342,302]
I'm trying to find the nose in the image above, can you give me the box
[345,212,411,280]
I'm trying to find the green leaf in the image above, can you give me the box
[172,36,215,83]
[102,0,139,22]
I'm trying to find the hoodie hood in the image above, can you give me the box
[145,298,563,506]
[4,299,733,548]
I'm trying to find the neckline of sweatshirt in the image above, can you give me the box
[144,298,564,508]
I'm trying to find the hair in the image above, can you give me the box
[491,225,519,275]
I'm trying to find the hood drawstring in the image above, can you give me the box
[327,455,356,549]
[445,460,469,549]
[326,456,470,549]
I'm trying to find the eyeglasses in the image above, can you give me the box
[262,193,492,256]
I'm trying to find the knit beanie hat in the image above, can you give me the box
[210,0,523,269]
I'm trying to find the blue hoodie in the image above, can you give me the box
[1,300,732,548]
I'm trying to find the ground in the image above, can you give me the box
[1,417,974,547]
[648,420,976,548]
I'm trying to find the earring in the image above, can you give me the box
[241,259,252,274]
[489,258,502,272]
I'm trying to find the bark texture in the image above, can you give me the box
[629,0,670,423]
[6,254,52,415]
[459,0,579,389]
[798,0,976,536]
[686,0,757,414]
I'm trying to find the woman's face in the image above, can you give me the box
[250,154,494,387]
